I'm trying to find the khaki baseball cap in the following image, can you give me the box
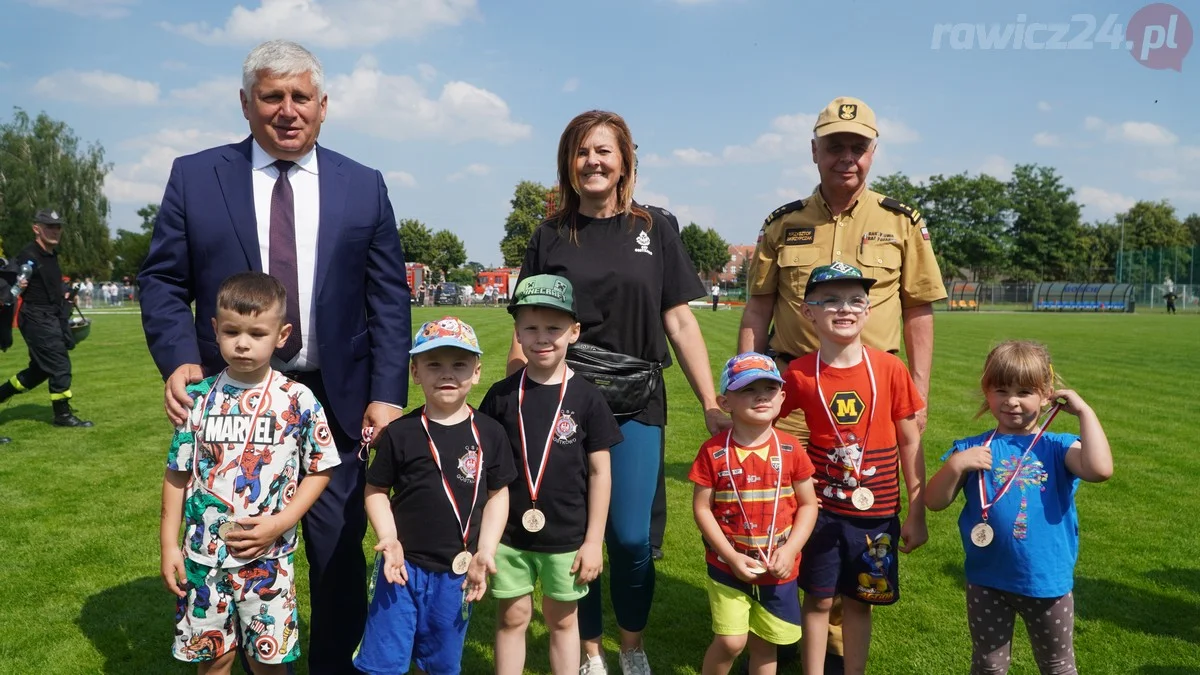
[813,97,878,139]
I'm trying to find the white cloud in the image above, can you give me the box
[20,0,135,18]
[33,69,159,105]
[447,163,490,182]
[325,58,531,143]
[164,0,479,48]
[562,77,580,93]
[385,170,417,188]
[1183,146,1200,161]
[1037,101,1053,112]
[1033,132,1061,147]
[977,155,1012,179]
[673,148,720,166]
[638,153,669,168]
[782,164,819,185]
[775,187,803,202]
[1136,168,1181,184]
[169,77,241,107]
[1078,186,1136,217]
[877,117,919,144]
[673,204,717,227]
[0,62,10,70]
[1083,116,1178,146]
[105,129,243,204]
[417,64,438,82]
[721,112,817,163]
[633,187,671,207]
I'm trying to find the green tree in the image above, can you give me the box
[680,222,730,278]
[922,173,1011,281]
[110,203,157,280]
[869,172,925,208]
[500,180,550,266]
[1114,200,1192,284]
[445,267,476,285]
[1184,213,1200,246]
[431,229,467,277]
[1006,164,1083,281]
[0,108,112,275]
[397,218,434,267]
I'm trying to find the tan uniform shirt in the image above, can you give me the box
[748,187,947,357]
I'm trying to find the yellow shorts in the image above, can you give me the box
[706,571,802,646]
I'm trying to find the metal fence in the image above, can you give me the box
[1116,245,1198,286]
[943,282,1197,312]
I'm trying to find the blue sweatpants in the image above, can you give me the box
[578,419,662,639]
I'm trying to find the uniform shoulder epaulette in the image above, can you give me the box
[762,198,807,229]
[879,196,923,224]
[644,204,675,220]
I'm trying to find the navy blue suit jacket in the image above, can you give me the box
[138,137,411,438]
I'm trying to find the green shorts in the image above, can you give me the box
[491,543,589,602]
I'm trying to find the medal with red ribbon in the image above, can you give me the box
[722,428,785,574]
[421,410,485,574]
[970,403,1062,547]
[815,347,877,511]
[517,367,569,533]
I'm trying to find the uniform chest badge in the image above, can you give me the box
[554,411,578,443]
[457,448,479,483]
[634,230,653,256]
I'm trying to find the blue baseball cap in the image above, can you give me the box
[720,352,784,394]
[411,316,483,355]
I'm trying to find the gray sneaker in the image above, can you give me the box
[619,648,651,675]
[580,654,608,675]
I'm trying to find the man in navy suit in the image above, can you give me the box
[139,39,410,674]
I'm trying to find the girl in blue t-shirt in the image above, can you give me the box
[926,340,1113,675]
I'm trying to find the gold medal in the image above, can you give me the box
[217,520,241,540]
[451,550,473,575]
[970,522,994,547]
[522,508,546,533]
[851,487,875,511]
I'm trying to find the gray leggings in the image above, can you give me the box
[966,583,1077,675]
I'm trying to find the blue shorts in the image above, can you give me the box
[799,511,901,605]
[352,556,471,675]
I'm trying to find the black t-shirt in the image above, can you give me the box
[517,207,707,426]
[479,371,624,553]
[14,241,65,309]
[365,408,517,573]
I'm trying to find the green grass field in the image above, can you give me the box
[0,307,1197,674]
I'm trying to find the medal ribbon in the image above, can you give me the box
[976,404,1062,522]
[815,347,877,482]
[722,429,785,563]
[192,369,276,495]
[421,410,485,551]
[517,367,569,505]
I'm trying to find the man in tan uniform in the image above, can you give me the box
[738,96,946,673]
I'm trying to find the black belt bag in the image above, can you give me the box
[566,342,662,417]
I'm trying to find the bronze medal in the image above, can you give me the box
[451,550,473,575]
[851,487,875,511]
[522,508,546,533]
[970,522,994,547]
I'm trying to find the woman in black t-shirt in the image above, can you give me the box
[506,110,729,673]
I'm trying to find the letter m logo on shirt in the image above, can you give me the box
[830,391,864,425]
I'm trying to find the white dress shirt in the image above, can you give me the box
[251,140,321,371]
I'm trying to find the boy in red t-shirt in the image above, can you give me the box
[777,262,928,675]
[690,352,819,675]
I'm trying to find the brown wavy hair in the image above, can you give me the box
[976,340,1064,418]
[550,110,650,238]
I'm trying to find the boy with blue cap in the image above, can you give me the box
[689,352,819,675]
[354,317,517,675]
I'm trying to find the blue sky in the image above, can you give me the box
[1,0,1196,265]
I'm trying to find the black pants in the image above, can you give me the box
[288,371,369,674]
[14,308,72,394]
[712,294,719,311]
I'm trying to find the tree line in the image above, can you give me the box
[4,109,1198,287]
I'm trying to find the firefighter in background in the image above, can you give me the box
[0,209,93,427]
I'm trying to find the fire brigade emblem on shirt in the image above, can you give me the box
[457,448,480,483]
[770,455,781,472]
[634,230,654,255]
[554,412,578,443]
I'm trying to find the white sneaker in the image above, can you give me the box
[618,648,651,675]
[580,654,608,675]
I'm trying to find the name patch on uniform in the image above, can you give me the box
[713,448,727,460]
[863,231,898,244]
[784,227,815,245]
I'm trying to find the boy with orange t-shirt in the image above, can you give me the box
[778,262,928,675]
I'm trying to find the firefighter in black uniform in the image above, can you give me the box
[0,209,93,427]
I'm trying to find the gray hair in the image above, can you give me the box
[242,40,324,96]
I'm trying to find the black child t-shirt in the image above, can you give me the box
[479,371,624,553]
[365,408,517,573]
[517,207,707,426]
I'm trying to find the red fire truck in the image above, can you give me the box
[475,267,519,302]
[406,263,430,302]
